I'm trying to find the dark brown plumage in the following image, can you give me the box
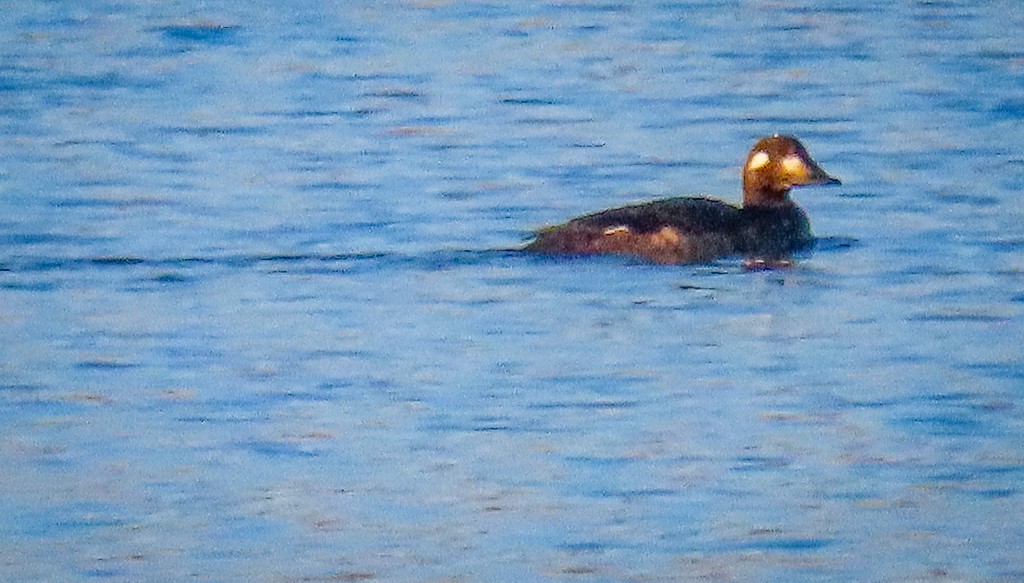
[524,135,840,265]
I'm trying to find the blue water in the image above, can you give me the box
[2,1,1023,581]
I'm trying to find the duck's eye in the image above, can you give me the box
[747,151,770,171]
[781,154,806,175]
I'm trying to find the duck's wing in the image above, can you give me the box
[525,197,742,264]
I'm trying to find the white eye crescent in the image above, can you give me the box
[747,151,770,170]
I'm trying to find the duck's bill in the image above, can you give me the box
[806,160,841,185]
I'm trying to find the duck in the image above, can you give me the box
[524,135,840,265]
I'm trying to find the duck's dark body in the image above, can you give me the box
[525,197,812,264]
[524,135,838,265]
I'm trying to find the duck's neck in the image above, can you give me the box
[742,171,794,207]
[742,187,793,208]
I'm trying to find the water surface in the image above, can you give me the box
[2,1,1023,581]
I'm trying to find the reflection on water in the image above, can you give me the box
[2,1,1023,581]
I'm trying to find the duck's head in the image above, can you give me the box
[742,135,840,207]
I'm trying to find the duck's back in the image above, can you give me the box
[525,197,742,264]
